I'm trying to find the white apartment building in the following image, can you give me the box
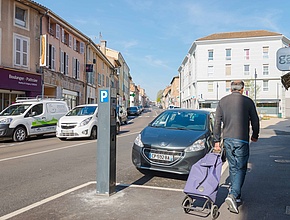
[178,30,290,118]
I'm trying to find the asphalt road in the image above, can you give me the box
[1,108,290,220]
[0,107,186,217]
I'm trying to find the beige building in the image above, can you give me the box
[99,41,130,109]
[0,0,118,111]
[0,0,44,110]
[170,76,180,107]
[86,40,116,104]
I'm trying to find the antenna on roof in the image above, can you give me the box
[99,32,102,42]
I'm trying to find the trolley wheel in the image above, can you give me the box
[182,196,193,213]
[210,204,219,219]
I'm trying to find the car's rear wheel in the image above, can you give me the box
[13,126,27,142]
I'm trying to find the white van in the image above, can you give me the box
[56,104,121,140]
[0,97,69,142]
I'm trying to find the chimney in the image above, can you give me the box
[100,40,107,54]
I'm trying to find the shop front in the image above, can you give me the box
[0,68,41,111]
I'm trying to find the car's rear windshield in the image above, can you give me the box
[66,106,97,116]
[150,111,207,131]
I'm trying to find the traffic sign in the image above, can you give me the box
[276,47,290,71]
[100,90,109,103]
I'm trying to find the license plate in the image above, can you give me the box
[61,129,73,134]
[149,152,173,161]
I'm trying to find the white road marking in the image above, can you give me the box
[0,161,230,219]
[0,141,94,162]
[0,181,96,220]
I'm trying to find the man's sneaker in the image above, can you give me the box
[236,197,242,203]
[225,194,239,214]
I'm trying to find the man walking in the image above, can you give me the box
[213,80,260,214]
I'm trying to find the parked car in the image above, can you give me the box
[127,106,139,116]
[0,97,69,142]
[117,105,128,124]
[131,108,215,175]
[56,104,120,140]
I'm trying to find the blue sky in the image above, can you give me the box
[35,0,290,100]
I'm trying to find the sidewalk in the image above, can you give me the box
[2,118,290,220]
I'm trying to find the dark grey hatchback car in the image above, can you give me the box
[132,109,215,175]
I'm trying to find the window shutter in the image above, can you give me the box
[77,60,80,79]
[61,28,65,43]
[69,35,72,47]
[56,24,60,39]
[65,54,69,75]
[80,42,84,54]
[60,50,64,73]
[22,39,28,66]
[15,38,21,65]
[73,57,76,78]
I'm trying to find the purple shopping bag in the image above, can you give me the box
[184,153,222,202]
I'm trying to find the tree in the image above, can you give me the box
[244,79,260,101]
[156,90,163,103]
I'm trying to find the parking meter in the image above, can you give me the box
[96,88,117,195]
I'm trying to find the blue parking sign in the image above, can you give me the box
[100,90,109,103]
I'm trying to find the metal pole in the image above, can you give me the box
[216,82,219,101]
[254,68,257,105]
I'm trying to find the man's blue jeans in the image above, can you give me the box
[224,138,249,199]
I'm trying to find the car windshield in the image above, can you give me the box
[150,111,207,131]
[66,106,97,116]
[0,104,32,116]
[129,107,137,111]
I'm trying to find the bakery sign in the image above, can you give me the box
[276,47,290,71]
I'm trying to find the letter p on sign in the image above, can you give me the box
[100,90,109,103]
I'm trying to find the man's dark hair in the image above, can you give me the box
[231,80,244,91]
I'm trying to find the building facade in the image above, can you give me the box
[0,0,43,110]
[179,30,290,118]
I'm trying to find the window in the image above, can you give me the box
[263,64,269,75]
[225,64,231,76]
[106,76,109,87]
[244,65,250,75]
[30,104,43,116]
[98,73,102,85]
[208,66,214,76]
[14,35,29,67]
[49,20,55,36]
[226,81,231,92]
[15,6,28,28]
[263,46,269,59]
[49,45,56,70]
[208,50,213,60]
[226,49,231,60]
[73,57,80,79]
[208,82,213,92]
[244,49,249,60]
[263,80,268,91]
